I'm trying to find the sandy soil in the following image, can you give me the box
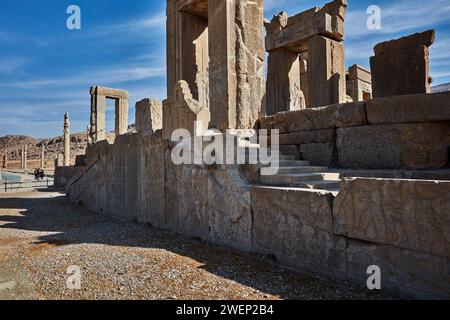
[0,191,393,300]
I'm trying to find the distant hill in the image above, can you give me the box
[431,83,450,93]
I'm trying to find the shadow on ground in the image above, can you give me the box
[0,193,391,300]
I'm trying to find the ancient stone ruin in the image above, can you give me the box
[89,86,129,143]
[54,0,450,299]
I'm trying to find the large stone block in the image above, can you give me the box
[251,186,347,278]
[346,239,450,299]
[366,92,450,124]
[207,169,252,252]
[337,122,450,169]
[271,102,366,133]
[374,30,435,56]
[308,35,346,108]
[137,134,166,226]
[300,143,336,167]
[371,45,431,97]
[334,178,450,259]
[135,98,163,134]
[280,128,336,145]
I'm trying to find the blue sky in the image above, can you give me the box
[0,0,449,138]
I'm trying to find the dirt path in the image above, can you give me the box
[0,191,392,300]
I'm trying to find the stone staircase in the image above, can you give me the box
[240,147,341,193]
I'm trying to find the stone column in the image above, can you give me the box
[208,0,265,130]
[308,35,346,108]
[266,48,304,115]
[20,146,24,169]
[23,145,28,170]
[115,98,129,136]
[64,112,70,167]
[90,90,106,143]
[2,154,6,168]
[40,144,45,168]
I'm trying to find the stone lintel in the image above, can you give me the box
[374,29,435,56]
[266,0,347,52]
[90,86,129,100]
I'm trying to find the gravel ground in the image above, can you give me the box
[0,191,394,300]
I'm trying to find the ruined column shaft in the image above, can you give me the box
[91,94,106,142]
[24,146,28,170]
[209,0,265,129]
[115,98,129,136]
[266,48,303,115]
[64,113,70,167]
[308,35,346,108]
[40,146,45,168]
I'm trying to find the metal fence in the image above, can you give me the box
[2,179,53,193]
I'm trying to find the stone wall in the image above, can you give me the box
[58,129,450,299]
[259,92,450,170]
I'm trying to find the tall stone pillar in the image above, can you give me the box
[115,98,129,136]
[40,144,45,168]
[90,94,106,143]
[23,145,28,170]
[208,0,265,130]
[20,147,24,169]
[64,112,70,167]
[266,49,304,115]
[308,35,346,108]
[2,154,6,168]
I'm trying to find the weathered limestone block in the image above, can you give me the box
[334,178,450,259]
[270,102,366,133]
[308,35,346,108]
[162,81,210,140]
[336,122,450,169]
[164,148,210,239]
[366,92,450,125]
[280,128,336,145]
[135,98,163,134]
[374,30,435,56]
[266,47,304,115]
[90,86,129,100]
[279,145,300,159]
[300,142,336,167]
[207,169,252,252]
[346,239,450,299]
[137,133,165,226]
[115,98,129,136]
[251,186,347,278]
[209,0,265,129]
[370,30,435,98]
[346,64,372,102]
[265,0,347,52]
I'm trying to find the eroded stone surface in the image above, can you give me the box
[346,239,450,299]
[135,98,163,134]
[334,178,450,259]
[251,186,347,279]
[366,92,450,124]
[337,122,450,169]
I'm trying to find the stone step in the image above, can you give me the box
[261,160,311,167]
[241,155,296,161]
[258,177,341,191]
[260,172,340,185]
[276,166,329,174]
